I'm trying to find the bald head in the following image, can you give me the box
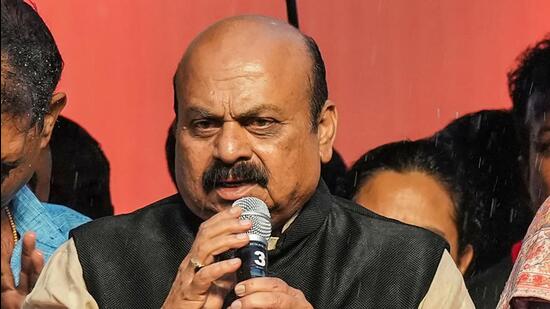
[183,16,306,62]
[174,15,327,130]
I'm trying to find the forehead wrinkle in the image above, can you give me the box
[232,104,285,118]
[183,101,285,123]
[184,106,218,118]
[211,63,265,82]
[182,96,234,120]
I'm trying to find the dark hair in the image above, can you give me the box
[433,109,533,273]
[321,149,346,194]
[508,35,550,158]
[339,140,477,264]
[165,119,177,187]
[303,35,328,130]
[48,116,113,219]
[173,33,328,131]
[1,0,63,127]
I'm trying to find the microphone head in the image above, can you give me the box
[232,197,271,241]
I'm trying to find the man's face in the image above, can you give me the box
[174,38,333,229]
[528,107,550,207]
[1,114,42,207]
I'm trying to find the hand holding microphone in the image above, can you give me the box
[162,205,252,309]
[163,197,311,309]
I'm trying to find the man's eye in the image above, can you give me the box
[192,119,217,130]
[247,118,276,128]
[189,119,222,137]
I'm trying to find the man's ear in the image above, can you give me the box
[317,100,338,164]
[39,92,66,148]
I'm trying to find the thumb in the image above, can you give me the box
[17,232,41,293]
[29,250,44,289]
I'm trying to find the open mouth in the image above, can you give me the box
[217,179,254,188]
[214,178,258,201]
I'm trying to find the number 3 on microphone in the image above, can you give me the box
[253,250,266,266]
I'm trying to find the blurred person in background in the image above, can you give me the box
[29,115,114,219]
[432,109,533,309]
[339,139,478,276]
[1,0,90,307]
[320,148,346,194]
[498,35,550,308]
[509,36,550,210]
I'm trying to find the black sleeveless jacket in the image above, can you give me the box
[71,182,447,308]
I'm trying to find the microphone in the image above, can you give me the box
[232,197,271,281]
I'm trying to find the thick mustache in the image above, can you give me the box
[202,161,269,192]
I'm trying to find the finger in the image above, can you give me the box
[190,216,251,267]
[191,233,249,267]
[234,277,293,297]
[186,258,241,296]
[203,273,236,309]
[230,292,294,309]
[200,206,243,230]
[17,232,37,292]
[195,210,252,243]
[28,250,44,289]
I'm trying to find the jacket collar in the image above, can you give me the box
[269,180,333,255]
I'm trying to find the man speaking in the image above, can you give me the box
[25,16,472,308]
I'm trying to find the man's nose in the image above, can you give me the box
[212,122,253,164]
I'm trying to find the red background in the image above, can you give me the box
[32,0,550,214]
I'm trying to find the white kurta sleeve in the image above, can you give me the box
[419,250,475,309]
[23,238,99,309]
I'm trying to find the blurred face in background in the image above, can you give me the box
[527,96,550,207]
[1,56,65,207]
[353,170,473,274]
[1,113,42,207]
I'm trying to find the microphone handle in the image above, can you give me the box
[236,239,268,281]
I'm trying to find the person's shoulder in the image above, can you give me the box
[330,194,398,224]
[331,194,423,227]
[324,195,455,306]
[330,195,447,246]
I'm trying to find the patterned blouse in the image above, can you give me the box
[498,197,550,308]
